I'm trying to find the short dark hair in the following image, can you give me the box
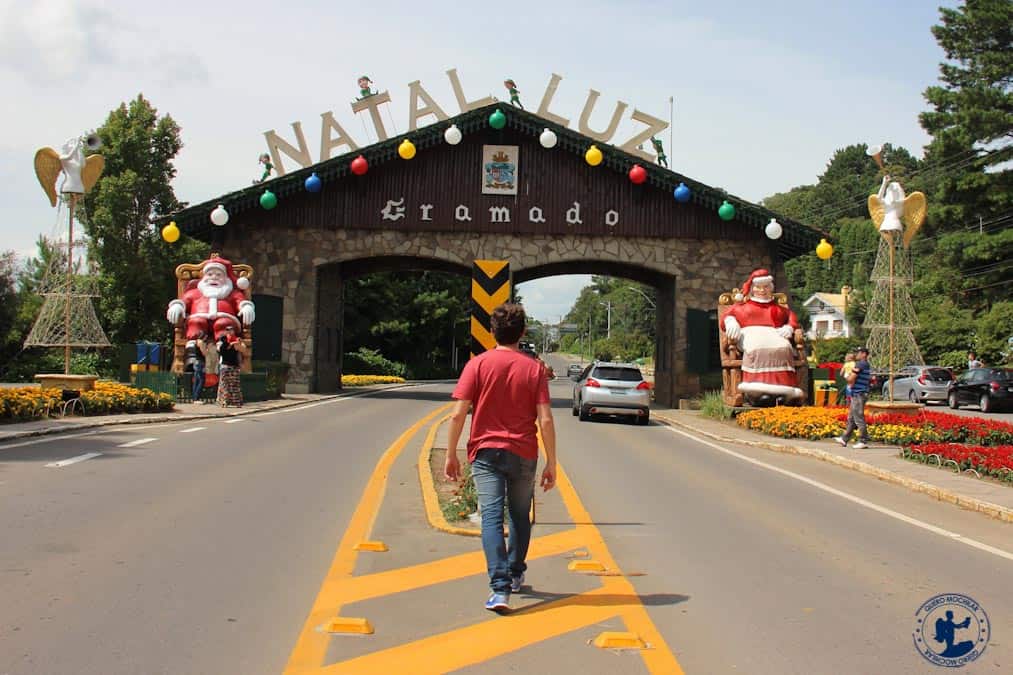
[490,303,526,345]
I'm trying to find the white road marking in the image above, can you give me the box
[46,452,103,468]
[180,427,206,433]
[224,419,245,424]
[117,437,156,448]
[665,425,1013,564]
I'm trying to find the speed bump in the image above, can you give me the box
[567,560,606,572]
[592,631,647,649]
[320,617,374,635]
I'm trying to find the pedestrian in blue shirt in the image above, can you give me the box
[835,346,871,449]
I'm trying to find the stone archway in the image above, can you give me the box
[231,228,777,403]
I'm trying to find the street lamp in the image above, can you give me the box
[621,285,656,309]
[599,300,612,339]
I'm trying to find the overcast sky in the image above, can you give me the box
[0,0,954,322]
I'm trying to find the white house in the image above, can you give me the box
[803,287,852,339]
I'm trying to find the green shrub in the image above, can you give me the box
[699,390,732,420]
[343,347,406,377]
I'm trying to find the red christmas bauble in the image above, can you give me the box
[350,155,368,176]
[628,164,647,184]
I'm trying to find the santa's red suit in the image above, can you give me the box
[722,269,803,400]
[167,256,254,340]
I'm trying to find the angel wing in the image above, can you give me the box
[867,194,885,229]
[34,147,61,207]
[81,154,105,193]
[902,191,927,248]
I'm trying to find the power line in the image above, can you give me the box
[958,278,1013,293]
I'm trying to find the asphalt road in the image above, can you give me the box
[1,369,1010,674]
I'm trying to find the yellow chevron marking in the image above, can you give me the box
[474,259,509,279]
[470,316,496,351]
[471,279,511,313]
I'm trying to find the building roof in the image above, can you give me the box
[804,292,848,313]
[159,102,827,259]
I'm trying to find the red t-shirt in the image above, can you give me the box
[451,348,551,463]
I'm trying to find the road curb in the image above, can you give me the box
[653,413,1013,525]
[0,383,419,443]
[417,413,481,537]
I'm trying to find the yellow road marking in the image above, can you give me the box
[324,528,586,606]
[283,403,453,674]
[288,403,684,674]
[320,587,620,674]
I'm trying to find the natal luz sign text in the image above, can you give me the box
[263,70,670,175]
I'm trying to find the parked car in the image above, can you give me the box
[880,365,953,404]
[567,363,583,379]
[571,361,651,425]
[947,367,1013,413]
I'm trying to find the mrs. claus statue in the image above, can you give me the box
[722,269,804,403]
[166,255,255,340]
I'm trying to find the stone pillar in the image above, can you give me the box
[314,265,343,393]
[653,277,678,408]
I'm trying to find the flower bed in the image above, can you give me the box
[904,443,1013,485]
[735,405,1013,487]
[0,382,173,423]
[341,374,406,387]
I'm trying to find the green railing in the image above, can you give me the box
[134,371,278,403]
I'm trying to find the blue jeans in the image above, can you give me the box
[471,448,537,594]
[192,361,205,402]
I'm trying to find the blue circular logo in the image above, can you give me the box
[913,594,989,667]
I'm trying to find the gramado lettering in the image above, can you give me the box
[380,198,620,227]
[263,70,669,175]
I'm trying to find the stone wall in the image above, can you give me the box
[226,225,781,404]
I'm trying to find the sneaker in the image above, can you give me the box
[833,436,847,447]
[852,442,869,449]
[485,592,510,614]
[510,573,525,593]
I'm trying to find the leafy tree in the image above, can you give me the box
[973,300,1013,365]
[919,0,1013,229]
[79,94,204,345]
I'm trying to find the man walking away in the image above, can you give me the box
[835,346,871,449]
[445,303,557,614]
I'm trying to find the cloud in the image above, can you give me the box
[0,0,207,85]
[516,275,592,323]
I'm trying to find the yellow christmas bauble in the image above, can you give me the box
[585,145,603,166]
[162,222,180,243]
[398,139,416,160]
[816,238,834,260]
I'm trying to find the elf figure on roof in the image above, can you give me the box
[722,269,804,402]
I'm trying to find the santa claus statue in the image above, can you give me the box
[166,255,255,340]
[722,269,804,402]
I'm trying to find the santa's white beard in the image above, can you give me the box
[198,278,233,300]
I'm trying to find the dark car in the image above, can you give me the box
[947,367,1013,413]
[567,363,583,378]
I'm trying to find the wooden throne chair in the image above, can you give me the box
[170,261,254,374]
[717,290,809,407]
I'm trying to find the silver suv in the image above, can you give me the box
[571,361,651,425]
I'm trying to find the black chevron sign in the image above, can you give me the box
[471,260,511,356]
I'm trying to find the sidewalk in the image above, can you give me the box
[653,409,1013,524]
[0,383,417,444]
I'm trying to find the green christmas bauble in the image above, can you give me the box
[718,200,735,221]
[489,109,506,129]
[260,190,278,210]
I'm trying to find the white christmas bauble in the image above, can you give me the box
[444,124,462,145]
[539,128,558,149]
[210,204,229,226]
[765,218,782,240]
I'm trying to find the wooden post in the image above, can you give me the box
[888,232,895,401]
[65,195,77,375]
